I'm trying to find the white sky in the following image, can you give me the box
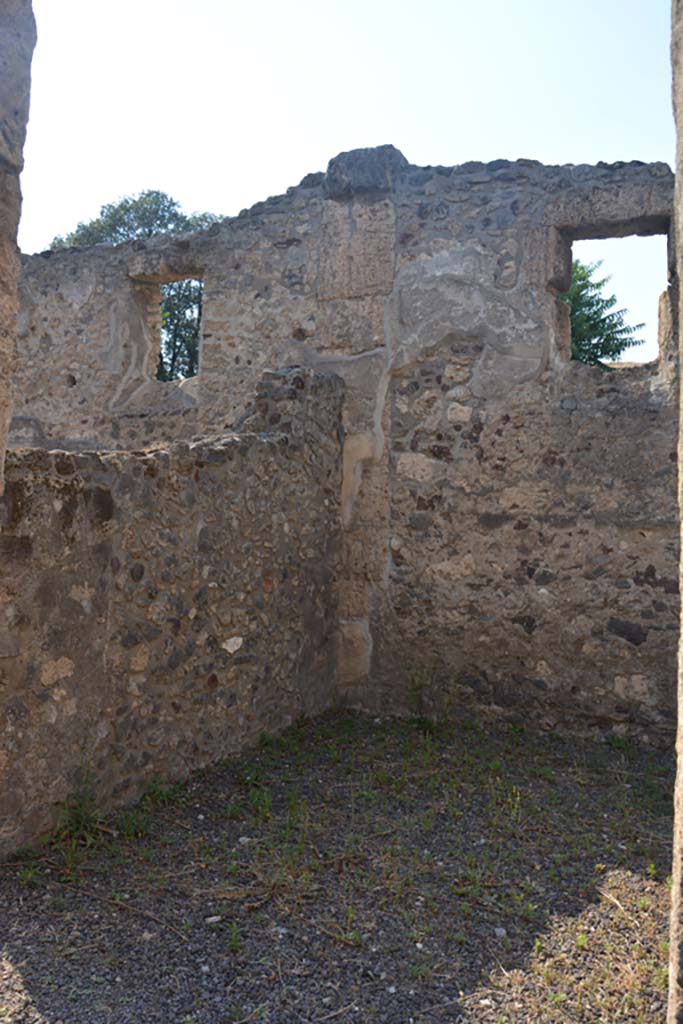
[19,0,674,361]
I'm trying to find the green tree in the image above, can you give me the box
[50,190,221,381]
[561,259,644,366]
[156,276,204,381]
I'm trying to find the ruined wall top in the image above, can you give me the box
[11,144,673,452]
[28,145,672,262]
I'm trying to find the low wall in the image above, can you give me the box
[0,368,343,856]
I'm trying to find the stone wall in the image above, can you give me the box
[0,0,35,491]
[668,1,683,1019]
[2,2,680,1006]
[14,152,674,451]
[373,355,678,742]
[13,148,678,743]
[0,367,343,856]
[13,244,201,450]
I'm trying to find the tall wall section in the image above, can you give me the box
[0,0,35,491]
[13,149,678,743]
[0,367,344,856]
[668,2,683,1019]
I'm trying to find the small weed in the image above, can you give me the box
[408,668,431,722]
[655,965,670,991]
[226,921,242,954]
[487,776,523,829]
[116,805,152,840]
[248,786,272,822]
[409,961,433,982]
[55,768,101,849]
[371,767,393,789]
[144,781,186,807]
[109,844,130,865]
[49,893,67,912]
[606,733,633,755]
[18,863,40,888]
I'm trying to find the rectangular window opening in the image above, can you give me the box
[566,234,669,368]
[156,277,203,382]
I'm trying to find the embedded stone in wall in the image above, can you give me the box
[323,144,408,200]
[318,199,396,301]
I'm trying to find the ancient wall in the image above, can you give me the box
[669,1,683,1019]
[12,243,204,450]
[13,148,677,742]
[0,0,35,491]
[374,354,678,741]
[14,151,674,451]
[0,367,343,856]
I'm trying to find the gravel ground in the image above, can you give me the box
[0,712,674,1024]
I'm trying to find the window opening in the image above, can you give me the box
[567,235,668,365]
[156,277,203,381]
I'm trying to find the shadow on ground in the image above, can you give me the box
[0,711,674,1023]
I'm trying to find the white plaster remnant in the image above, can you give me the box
[341,432,381,527]
[338,618,373,684]
[221,636,244,654]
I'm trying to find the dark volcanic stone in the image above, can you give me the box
[607,618,648,646]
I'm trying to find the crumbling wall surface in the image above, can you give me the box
[13,148,678,740]
[375,356,678,742]
[326,152,675,740]
[0,368,343,857]
[0,0,35,490]
[668,2,683,1020]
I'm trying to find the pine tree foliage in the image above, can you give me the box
[50,191,221,381]
[561,259,644,366]
[156,277,204,381]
